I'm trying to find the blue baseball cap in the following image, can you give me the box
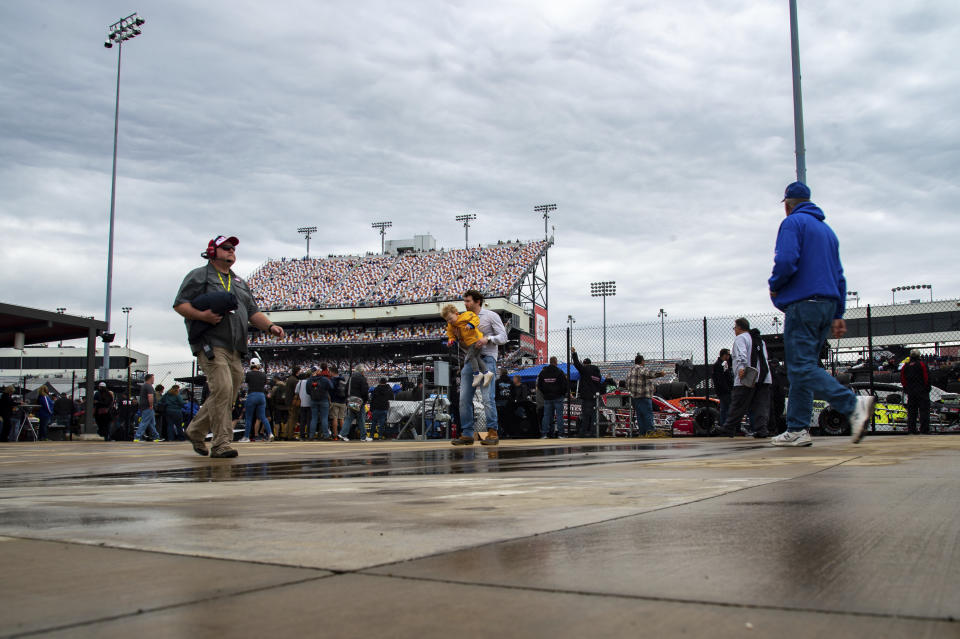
[782,181,811,201]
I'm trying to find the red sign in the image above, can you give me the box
[534,305,548,364]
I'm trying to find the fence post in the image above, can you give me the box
[566,326,571,437]
[867,304,875,432]
[703,317,710,400]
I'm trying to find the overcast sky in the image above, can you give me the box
[2,0,958,363]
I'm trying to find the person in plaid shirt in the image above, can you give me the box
[625,354,666,435]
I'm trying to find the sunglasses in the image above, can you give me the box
[219,245,236,252]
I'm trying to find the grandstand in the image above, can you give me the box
[247,237,551,380]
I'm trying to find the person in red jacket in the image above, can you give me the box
[900,350,931,434]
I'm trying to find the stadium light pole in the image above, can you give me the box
[122,306,132,349]
[297,226,317,258]
[535,204,556,313]
[590,281,615,362]
[101,12,145,381]
[372,221,392,254]
[455,213,476,249]
[56,308,66,348]
[847,291,860,308]
[788,0,806,184]
[772,316,782,335]
[892,284,932,305]
[658,308,667,360]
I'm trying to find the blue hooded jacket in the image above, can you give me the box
[768,202,847,318]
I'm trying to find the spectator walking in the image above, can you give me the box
[306,367,332,439]
[572,347,604,437]
[768,182,873,446]
[36,386,54,440]
[712,349,733,430]
[370,378,394,439]
[242,358,274,442]
[159,385,186,441]
[133,373,161,442]
[93,382,115,440]
[625,354,666,436]
[329,366,347,439]
[451,290,508,446]
[340,367,370,441]
[719,319,772,438]
[901,350,931,434]
[174,234,285,457]
[537,356,568,438]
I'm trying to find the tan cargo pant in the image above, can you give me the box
[186,346,243,452]
[281,402,299,439]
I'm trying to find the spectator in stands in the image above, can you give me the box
[370,378,394,439]
[452,290,508,446]
[625,355,666,436]
[537,356,568,439]
[281,366,301,440]
[93,382,115,440]
[571,348,604,437]
[329,366,347,438]
[712,349,734,430]
[340,366,370,441]
[901,349,931,434]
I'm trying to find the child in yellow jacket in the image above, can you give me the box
[442,304,494,388]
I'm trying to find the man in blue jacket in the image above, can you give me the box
[768,181,874,446]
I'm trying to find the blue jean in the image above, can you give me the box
[784,299,857,431]
[541,398,563,436]
[717,393,731,431]
[245,392,273,438]
[310,400,330,438]
[459,354,498,438]
[38,414,51,439]
[632,397,653,435]
[135,408,159,440]
[165,410,183,441]
[342,406,366,439]
[370,409,387,438]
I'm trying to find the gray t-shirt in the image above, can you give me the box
[139,383,155,411]
[173,262,260,355]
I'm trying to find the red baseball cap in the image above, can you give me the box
[209,235,239,251]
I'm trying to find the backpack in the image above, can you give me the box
[335,378,348,399]
[308,376,328,402]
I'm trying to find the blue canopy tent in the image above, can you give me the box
[512,363,579,384]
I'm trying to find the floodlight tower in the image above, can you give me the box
[534,203,557,312]
[371,221,392,254]
[101,11,145,381]
[658,308,667,360]
[122,306,133,348]
[590,281,616,362]
[455,213,476,249]
[297,226,317,258]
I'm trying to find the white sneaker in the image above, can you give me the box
[364,437,373,442]
[771,429,813,447]
[238,437,251,443]
[849,396,876,444]
[266,434,275,442]
[472,374,484,388]
[338,433,349,442]
[482,371,495,387]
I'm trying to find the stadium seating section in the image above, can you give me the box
[247,240,548,310]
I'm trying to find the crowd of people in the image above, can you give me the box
[249,323,448,348]
[246,240,548,311]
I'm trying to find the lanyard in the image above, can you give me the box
[217,271,231,292]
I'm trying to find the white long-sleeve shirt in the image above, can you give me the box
[475,308,508,359]
[731,331,772,387]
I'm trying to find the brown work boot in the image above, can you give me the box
[451,435,475,446]
[480,429,499,445]
[210,446,239,458]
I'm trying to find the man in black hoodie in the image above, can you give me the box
[537,356,568,438]
[572,348,604,437]
[370,378,394,440]
[712,349,733,430]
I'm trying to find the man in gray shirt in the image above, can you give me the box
[452,289,508,446]
[134,373,160,442]
[174,235,284,458]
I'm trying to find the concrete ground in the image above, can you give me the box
[0,435,958,638]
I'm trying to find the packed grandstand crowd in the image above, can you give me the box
[249,323,448,347]
[246,239,548,310]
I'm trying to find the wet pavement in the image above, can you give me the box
[0,436,958,637]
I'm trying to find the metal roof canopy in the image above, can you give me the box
[0,302,107,347]
[0,302,107,435]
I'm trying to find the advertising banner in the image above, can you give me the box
[534,305,548,364]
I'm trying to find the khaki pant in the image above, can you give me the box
[186,347,243,452]
[281,402,299,438]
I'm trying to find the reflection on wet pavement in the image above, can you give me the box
[1,442,759,486]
